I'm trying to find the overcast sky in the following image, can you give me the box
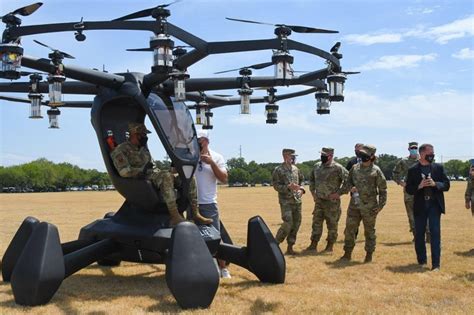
[0,0,472,171]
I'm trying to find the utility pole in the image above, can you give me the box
[239,145,242,158]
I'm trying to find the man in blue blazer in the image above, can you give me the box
[406,144,450,271]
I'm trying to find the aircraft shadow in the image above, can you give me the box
[381,241,413,247]
[324,260,364,269]
[454,249,474,257]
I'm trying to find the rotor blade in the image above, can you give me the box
[60,51,75,59]
[161,0,182,8]
[342,71,360,75]
[286,25,338,34]
[33,39,55,51]
[112,8,154,21]
[0,95,32,104]
[213,94,233,97]
[225,17,274,26]
[249,61,274,70]
[214,67,243,74]
[330,42,341,53]
[11,2,43,16]
[126,47,154,52]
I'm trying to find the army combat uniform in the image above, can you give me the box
[308,149,348,250]
[272,150,305,249]
[341,145,387,261]
[466,176,474,214]
[393,155,419,233]
[110,122,211,225]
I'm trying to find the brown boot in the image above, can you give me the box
[305,240,318,251]
[191,204,213,225]
[286,244,296,255]
[168,205,186,226]
[339,249,352,261]
[323,241,334,253]
[364,251,373,263]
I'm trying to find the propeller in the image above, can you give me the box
[214,61,274,74]
[226,17,338,34]
[293,70,360,75]
[126,45,192,52]
[330,42,341,53]
[0,95,48,105]
[33,40,75,59]
[113,0,181,21]
[1,2,43,18]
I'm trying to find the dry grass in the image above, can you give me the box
[0,182,473,314]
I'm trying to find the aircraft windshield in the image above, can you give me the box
[146,93,199,162]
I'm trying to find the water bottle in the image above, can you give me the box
[352,191,360,205]
[106,130,117,150]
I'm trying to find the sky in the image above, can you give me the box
[0,0,473,171]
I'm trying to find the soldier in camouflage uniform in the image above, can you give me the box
[340,145,387,263]
[306,147,348,253]
[272,148,306,255]
[110,122,212,226]
[392,142,421,240]
[465,166,474,215]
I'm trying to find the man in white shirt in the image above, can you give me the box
[195,129,231,278]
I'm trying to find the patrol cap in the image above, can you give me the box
[197,129,209,140]
[282,148,296,155]
[320,147,334,155]
[359,144,376,155]
[408,141,418,148]
[128,122,151,134]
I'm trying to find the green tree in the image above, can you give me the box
[375,154,400,180]
[228,168,251,184]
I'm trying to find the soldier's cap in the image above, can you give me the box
[359,144,376,156]
[196,129,209,140]
[282,148,296,155]
[320,147,334,155]
[128,122,151,134]
[408,141,418,148]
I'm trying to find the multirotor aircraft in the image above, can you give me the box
[0,2,356,309]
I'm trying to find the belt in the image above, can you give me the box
[424,196,432,201]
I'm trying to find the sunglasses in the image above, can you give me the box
[198,161,203,171]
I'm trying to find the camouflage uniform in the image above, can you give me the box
[392,156,419,232]
[341,145,387,254]
[272,151,305,246]
[466,176,474,214]
[309,154,348,244]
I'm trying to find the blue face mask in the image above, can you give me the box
[409,149,418,155]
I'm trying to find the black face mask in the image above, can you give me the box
[355,151,362,158]
[139,135,148,147]
[198,141,203,152]
[320,155,329,164]
[360,154,371,162]
[425,154,435,163]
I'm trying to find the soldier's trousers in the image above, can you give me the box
[404,192,415,232]
[310,199,341,243]
[275,202,302,245]
[149,170,198,209]
[343,206,378,253]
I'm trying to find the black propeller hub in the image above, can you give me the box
[239,68,252,76]
[152,7,171,19]
[48,51,64,65]
[2,14,22,27]
[274,26,292,38]
[173,47,187,58]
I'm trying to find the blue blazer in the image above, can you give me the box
[405,162,450,214]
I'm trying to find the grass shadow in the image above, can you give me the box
[324,259,364,269]
[454,249,474,257]
[386,263,428,274]
[250,297,281,313]
[452,272,474,283]
[381,241,413,247]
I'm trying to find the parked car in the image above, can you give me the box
[262,182,271,187]
[106,185,116,190]
[91,185,99,191]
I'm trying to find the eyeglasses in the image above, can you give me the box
[198,161,203,171]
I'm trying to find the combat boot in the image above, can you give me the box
[305,240,318,251]
[364,251,373,263]
[191,203,213,225]
[323,241,334,253]
[286,244,296,255]
[339,249,352,261]
[168,205,186,226]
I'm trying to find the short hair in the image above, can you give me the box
[355,143,363,148]
[419,143,433,153]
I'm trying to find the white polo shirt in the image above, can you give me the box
[195,149,226,204]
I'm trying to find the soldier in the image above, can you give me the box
[393,141,423,241]
[340,145,387,263]
[272,148,306,255]
[465,166,474,216]
[306,147,348,252]
[110,122,212,226]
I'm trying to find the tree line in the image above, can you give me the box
[0,156,471,191]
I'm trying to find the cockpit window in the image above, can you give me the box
[146,93,199,162]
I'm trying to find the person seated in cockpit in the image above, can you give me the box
[110,122,212,226]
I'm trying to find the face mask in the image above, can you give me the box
[320,155,329,164]
[355,151,362,158]
[425,154,435,163]
[361,154,371,162]
[291,156,296,164]
[139,135,148,147]
[409,149,418,155]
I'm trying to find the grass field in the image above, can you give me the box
[1,182,473,314]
